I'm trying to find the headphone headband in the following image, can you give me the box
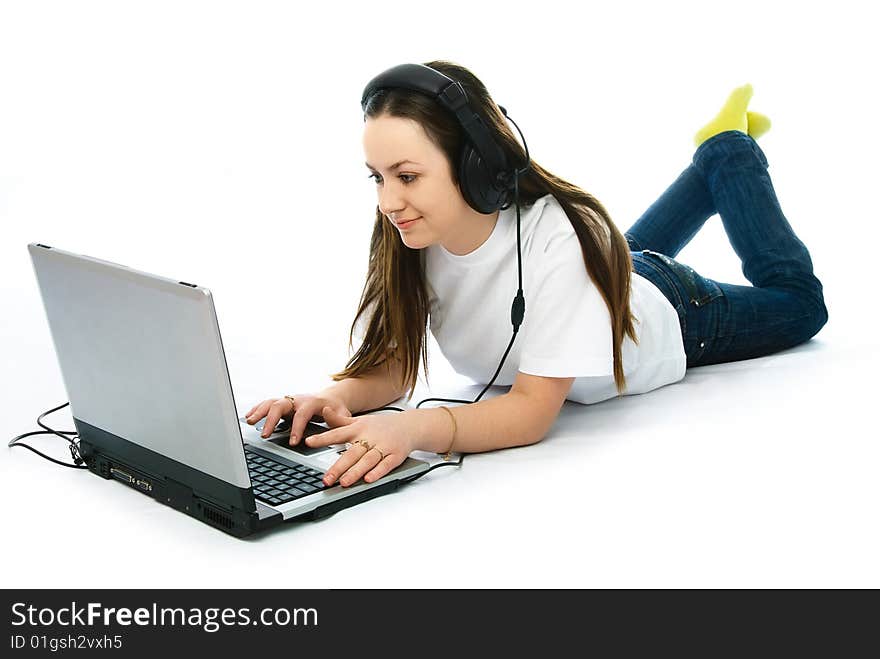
[360,63,514,213]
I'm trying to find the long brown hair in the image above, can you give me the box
[329,60,638,399]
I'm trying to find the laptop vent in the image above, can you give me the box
[201,504,233,529]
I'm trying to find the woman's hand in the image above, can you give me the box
[306,408,419,488]
[244,391,352,444]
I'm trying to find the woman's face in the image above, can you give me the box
[362,113,499,255]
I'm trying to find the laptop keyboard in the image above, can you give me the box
[245,446,329,506]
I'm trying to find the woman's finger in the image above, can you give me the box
[363,454,397,484]
[322,407,354,429]
[338,448,385,487]
[323,443,371,487]
[306,426,349,448]
[245,401,269,424]
[288,399,336,445]
[288,401,312,446]
[260,399,292,438]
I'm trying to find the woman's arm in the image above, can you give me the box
[407,374,576,454]
[320,354,406,415]
[308,373,576,487]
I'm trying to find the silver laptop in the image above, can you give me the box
[27,243,430,537]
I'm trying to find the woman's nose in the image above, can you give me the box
[378,184,405,217]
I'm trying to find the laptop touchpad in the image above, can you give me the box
[265,422,336,456]
[240,416,339,456]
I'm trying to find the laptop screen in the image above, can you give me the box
[28,244,250,488]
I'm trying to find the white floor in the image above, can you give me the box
[1,314,875,589]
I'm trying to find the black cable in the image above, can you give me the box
[8,401,87,469]
[371,112,532,485]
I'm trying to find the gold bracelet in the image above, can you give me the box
[437,406,457,461]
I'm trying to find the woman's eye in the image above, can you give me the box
[367,173,416,185]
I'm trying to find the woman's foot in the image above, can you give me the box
[747,110,772,140]
[693,83,753,147]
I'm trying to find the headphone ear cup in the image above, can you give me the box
[459,145,506,214]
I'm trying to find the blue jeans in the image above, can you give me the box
[625,130,828,368]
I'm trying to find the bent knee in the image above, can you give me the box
[802,297,829,341]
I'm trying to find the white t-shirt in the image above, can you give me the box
[422,193,687,405]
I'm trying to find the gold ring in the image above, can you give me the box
[356,439,373,451]
[371,446,386,461]
[284,395,296,407]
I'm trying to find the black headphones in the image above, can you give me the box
[360,63,529,215]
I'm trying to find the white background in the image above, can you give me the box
[1,0,877,588]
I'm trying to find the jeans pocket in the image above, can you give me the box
[642,250,724,308]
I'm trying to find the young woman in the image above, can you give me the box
[245,61,828,490]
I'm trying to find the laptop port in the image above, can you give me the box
[110,467,134,484]
[110,467,153,492]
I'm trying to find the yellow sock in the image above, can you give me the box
[747,110,772,140]
[693,83,753,147]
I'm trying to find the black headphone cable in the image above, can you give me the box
[401,108,532,483]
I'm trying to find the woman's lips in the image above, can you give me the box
[396,217,421,230]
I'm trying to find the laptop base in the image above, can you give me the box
[78,418,408,537]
